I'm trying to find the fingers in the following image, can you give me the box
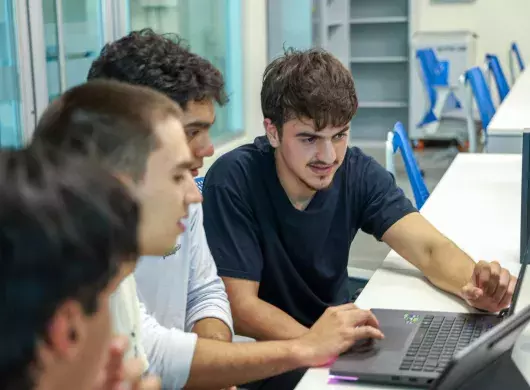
[498,276,517,309]
[122,358,147,385]
[492,268,511,303]
[329,304,380,328]
[358,309,380,329]
[461,283,483,301]
[131,375,161,390]
[474,260,493,292]
[474,261,492,291]
[484,261,501,296]
[351,325,385,341]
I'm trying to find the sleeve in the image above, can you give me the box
[202,183,264,282]
[185,204,234,333]
[359,157,417,240]
[140,301,198,390]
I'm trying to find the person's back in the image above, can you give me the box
[0,146,139,390]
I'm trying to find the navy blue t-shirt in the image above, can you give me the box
[202,136,417,327]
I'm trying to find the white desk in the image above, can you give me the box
[296,153,524,389]
[487,69,530,153]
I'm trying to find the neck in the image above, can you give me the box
[274,150,315,210]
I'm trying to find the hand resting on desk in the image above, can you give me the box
[461,260,517,313]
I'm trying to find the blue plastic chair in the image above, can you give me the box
[485,54,510,103]
[385,122,430,209]
[510,42,525,84]
[195,176,204,193]
[464,67,496,131]
[416,48,461,129]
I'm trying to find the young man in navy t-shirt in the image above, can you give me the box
[203,49,516,389]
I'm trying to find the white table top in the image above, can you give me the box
[296,153,523,389]
[488,69,530,136]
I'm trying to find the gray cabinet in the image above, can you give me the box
[314,0,410,141]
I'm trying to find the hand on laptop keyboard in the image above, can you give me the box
[295,303,384,367]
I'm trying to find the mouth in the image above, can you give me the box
[177,215,189,232]
[308,164,334,176]
[190,167,201,177]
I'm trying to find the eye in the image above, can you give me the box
[173,174,185,183]
[333,132,347,140]
[186,129,200,139]
[302,137,317,144]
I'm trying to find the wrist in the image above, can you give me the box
[287,338,315,368]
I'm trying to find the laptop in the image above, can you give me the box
[432,301,530,390]
[329,242,530,388]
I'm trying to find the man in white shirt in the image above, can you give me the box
[32,79,203,374]
[33,38,386,389]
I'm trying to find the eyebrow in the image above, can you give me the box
[174,160,194,171]
[296,126,350,139]
[185,117,216,129]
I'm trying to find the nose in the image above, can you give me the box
[186,176,203,205]
[196,135,214,158]
[318,140,337,164]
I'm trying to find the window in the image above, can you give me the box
[0,0,23,147]
[42,0,105,101]
[128,0,244,145]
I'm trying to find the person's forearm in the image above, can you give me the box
[425,239,475,297]
[192,318,232,342]
[185,337,305,389]
[232,297,308,341]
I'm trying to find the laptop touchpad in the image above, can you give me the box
[378,324,416,351]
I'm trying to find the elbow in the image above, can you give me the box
[230,296,259,337]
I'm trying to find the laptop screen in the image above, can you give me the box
[507,235,530,316]
[510,130,530,316]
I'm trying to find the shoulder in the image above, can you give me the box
[205,136,271,190]
[342,146,380,178]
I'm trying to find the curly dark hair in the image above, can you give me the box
[261,48,358,133]
[88,28,228,109]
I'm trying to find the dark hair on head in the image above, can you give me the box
[0,145,139,390]
[32,79,183,181]
[87,28,228,109]
[261,48,358,133]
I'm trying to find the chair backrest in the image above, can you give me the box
[485,54,510,102]
[464,67,496,130]
[416,48,453,127]
[509,42,525,85]
[389,122,430,209]
[195,176,204,193]
[416,48,449,85]
[512,42,525,71]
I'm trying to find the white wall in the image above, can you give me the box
[412,0,530,68]
[199,0,267,175]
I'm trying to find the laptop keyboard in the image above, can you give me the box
[399,315,494,373]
